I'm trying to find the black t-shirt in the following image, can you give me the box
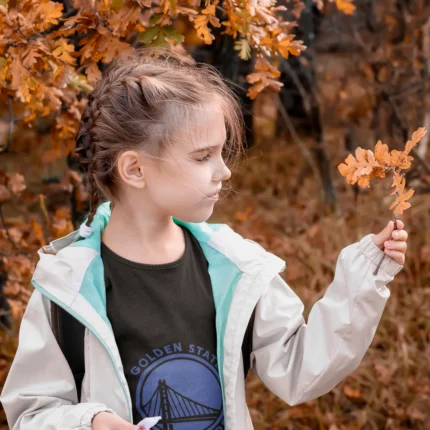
[101,225,225,428]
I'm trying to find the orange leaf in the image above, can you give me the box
[389,171,414,214]
[334,0,356,15]
[389,149,414,170]
[33,1,64,32]
[277,34,306,58]
[391,171,405,196]
[404,127,427,155]
[52,39,76,65]
[337,148,382,188]
[389,187,414,215]
[21,46,43,68]
[374,140,391,166]
[390,127,427,170]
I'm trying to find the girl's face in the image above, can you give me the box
[128,106,232,223]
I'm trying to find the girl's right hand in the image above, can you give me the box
[92,411,136,430]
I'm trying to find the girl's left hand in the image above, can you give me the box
[371,220,408,265]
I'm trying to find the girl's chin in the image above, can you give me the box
[177,206,214,224]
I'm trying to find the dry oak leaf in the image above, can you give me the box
[374,140,391,166]
[390,172,414,215]
[390,127,427,170]
[337,147,383,188]
[52,39,76,65]
[277,34,306,58]
[194,1,220,45]
[246,57,283,99]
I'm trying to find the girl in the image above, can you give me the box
[1,48,408,430]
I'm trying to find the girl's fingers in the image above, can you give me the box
[384,240,407,253]
[385,249,405,265]
[394,219,404,230]
[392,229,408,241]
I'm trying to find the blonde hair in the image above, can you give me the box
[74,46,245,229]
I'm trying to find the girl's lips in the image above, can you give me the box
[207,192,220,200]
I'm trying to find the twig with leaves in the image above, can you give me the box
[338,127,428,275]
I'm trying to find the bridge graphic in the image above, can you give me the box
[143,379,222,429]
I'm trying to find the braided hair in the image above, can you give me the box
[74,47,245,236]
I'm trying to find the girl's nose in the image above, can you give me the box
[222,164,232,181]
[214,162,231,183]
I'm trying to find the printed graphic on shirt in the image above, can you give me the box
[131,342,224,430]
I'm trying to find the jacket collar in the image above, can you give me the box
[69,200,225,253]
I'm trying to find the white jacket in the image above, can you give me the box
[0,201,403,429]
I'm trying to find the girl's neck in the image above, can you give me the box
[101,204,185,265]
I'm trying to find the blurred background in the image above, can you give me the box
[0,0,429,428]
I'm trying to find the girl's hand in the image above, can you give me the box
[371,220,408,265]
[92,411,136,430]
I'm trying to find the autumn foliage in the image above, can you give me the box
[0,0,356,162]
[338,127,428,215]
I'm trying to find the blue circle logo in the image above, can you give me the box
[136,353,224,429]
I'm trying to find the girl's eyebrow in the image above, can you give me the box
[189,143,224,154]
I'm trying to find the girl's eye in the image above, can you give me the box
[195,152,212,162]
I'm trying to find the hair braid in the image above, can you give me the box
[74,93,103,231]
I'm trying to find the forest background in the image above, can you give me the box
[0,0,429,428]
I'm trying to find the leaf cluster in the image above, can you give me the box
[0,0,355,159]
[338,127,427,214]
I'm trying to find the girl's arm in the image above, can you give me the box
[250,232,403,406]
[0,290,116,430]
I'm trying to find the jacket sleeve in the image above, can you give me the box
[250,233,403,406]
[0,289,116,430]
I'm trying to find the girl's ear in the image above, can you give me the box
[116,150,146,189]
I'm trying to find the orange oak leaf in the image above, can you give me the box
[194,1,220,45]
[404,127,426,155]
[337,147,383,188]
[246,57,283,99]
[390,127,427,170]
[31,0,64,32]
[390,171,415,215]
[277,34,306,58]
[374,140,391,166]
[391,171,405,195]
[52,39,76,65]
[389,183,415,215]
[21,45,43,68]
